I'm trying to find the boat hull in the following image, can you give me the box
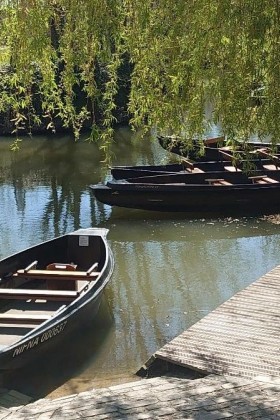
[0,287,103,370]
[90,183,280,215]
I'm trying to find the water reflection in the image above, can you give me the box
[0,128,171,254]
[0,129,280,399]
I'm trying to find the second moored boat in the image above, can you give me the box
[90,170,280,215]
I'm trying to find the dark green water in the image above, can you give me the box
[0,128,280,399]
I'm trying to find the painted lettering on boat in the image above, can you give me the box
[12,321,67,358]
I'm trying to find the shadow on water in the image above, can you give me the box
[2,295,114,400]
[106,216,280,242]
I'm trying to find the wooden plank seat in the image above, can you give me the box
[224,165,241,172]
[191,168,205,173]
[205,178,232,186]
[14,262,100,281]
[0,288,79,301]
[249,175,279,184]
[262,164,279,170]
[14,269,100,281]
[0,313,51,325]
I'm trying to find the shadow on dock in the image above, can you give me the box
[137,354,206,381]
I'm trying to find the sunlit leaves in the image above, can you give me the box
[1,0,280,148]
[124,0,280,144]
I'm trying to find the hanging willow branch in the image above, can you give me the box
[0,0,280,149]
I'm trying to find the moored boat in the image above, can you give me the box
[90,170,280,215]
[0,228,114,370]
[158,135,280,161]
[111,157,279,180]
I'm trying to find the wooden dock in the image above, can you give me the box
[142,264,280,379]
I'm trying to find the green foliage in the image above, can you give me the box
[10,138,22,151]
[1,1,280,147]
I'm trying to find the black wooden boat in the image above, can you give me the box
[158,135,280,161]
[111,157,279,180]
[0,228,114,370]
[90,170,280,214]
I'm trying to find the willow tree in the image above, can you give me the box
[0,1,280,153]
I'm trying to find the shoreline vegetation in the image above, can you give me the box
[0,62,131,138]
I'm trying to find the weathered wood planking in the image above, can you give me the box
[155,265,280,378]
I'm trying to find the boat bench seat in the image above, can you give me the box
[14,269,100,281]
[249,175,279,184]
[0,288,79,301]
[224,166,241,172]
[191,168,204,173]
[0,313,50,325]
[205,178,232,186]
[14,261,100,281]
[263,164,279,170]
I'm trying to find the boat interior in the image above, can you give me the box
[0,234,103,348]
[116,168,280,186]
[182,157,280,174]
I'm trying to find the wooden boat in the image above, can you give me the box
[0,228,114,370]
[158,135,280,161]
[90,169,280,214]
[111,157,279,180]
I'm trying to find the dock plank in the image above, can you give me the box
[154,264,280,379]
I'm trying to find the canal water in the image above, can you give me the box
[1,128,280,399]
